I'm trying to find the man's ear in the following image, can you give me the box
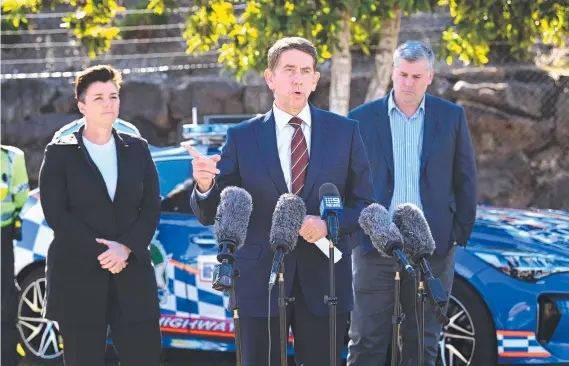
[312,71,320,91]
[264,69,274,92]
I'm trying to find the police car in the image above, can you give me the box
[13,118,569,365]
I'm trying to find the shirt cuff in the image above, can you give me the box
[195,184,214,200]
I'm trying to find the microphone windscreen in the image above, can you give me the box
[270,193,306,252]
[393,203,436,260]
[319,182,340,201]
[213,186,253,250]
[359,203,403,257]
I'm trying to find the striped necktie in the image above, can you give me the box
[289,117,309,196]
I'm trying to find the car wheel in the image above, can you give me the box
[437,276,497,366]
[17,267,63,364]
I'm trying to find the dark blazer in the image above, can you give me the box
[39,127,161,325]
[348,93,477,257]
[190,105,375,317]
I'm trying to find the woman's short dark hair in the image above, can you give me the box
[267,37,318,71]
[75,65,123,102]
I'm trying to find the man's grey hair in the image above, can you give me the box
[393,41,435,71]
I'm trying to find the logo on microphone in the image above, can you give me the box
[324,197,342,208]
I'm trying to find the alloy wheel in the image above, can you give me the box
[17,277,63,360]
[438,295,476,366]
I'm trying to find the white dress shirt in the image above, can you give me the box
[273,103,312,192]
[196,103,312,197]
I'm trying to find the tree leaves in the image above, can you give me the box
[60,0,125,57]
[439,0,569,65]
[3,0,569,67]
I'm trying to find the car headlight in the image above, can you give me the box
[468,248,569,281]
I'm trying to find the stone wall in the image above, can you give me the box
[2,64,568,211]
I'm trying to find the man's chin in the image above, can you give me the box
[291,97,308,107]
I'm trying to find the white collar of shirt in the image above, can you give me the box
[272,103,312,131]
[388,89,425,116]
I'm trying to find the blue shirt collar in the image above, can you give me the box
[388,89,425,117]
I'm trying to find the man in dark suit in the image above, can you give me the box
[186,37,374,366]
[346,41,478,366]
[39,65,162,366]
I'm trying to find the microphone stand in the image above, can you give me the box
[391,261,404,366]
[324,215,339,366]
[415,258,451,366]
[278,261,294,366]
[229,269,242,366]
[326,238,338,366]
[213,241,242,366]
[417,269,425,366]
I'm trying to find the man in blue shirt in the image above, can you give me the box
[347,41,478,366]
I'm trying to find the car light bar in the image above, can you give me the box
[181,123,234,146]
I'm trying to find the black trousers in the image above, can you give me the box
[59,276,162,366]
[1,225,18,366]
[239,270,349,366]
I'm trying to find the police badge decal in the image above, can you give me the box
[149,230,172,304]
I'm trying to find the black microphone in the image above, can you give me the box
[359,203,416,278]
[268,194,306,291]
[393,204,448,309]
[319,183,343,244]
[211,187,253,292]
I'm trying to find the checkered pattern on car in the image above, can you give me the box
[497,330,551,358]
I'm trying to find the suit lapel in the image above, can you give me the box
[375,98,394,177]
[420,95,440,175]
[113,130,129,203]
[256,111,288,195]
[301,105,328,201]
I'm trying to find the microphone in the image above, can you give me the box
[393,204,448,309]
[319,183,343,243]
[268,193,306,291]
[358,203,416,278]
[211,187,253,292]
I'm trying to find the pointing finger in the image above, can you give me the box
[183,143,204,159]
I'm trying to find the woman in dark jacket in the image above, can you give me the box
[39,65,162,366]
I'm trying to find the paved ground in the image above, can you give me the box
[18,349,298,366]
[18,350,236,366]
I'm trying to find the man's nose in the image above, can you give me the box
[292,73,303,84]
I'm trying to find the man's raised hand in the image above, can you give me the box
[182,143,221,193]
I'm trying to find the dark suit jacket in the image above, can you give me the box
[39,127,161,325]
[190,105,375,317]
[348,93,477,257]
